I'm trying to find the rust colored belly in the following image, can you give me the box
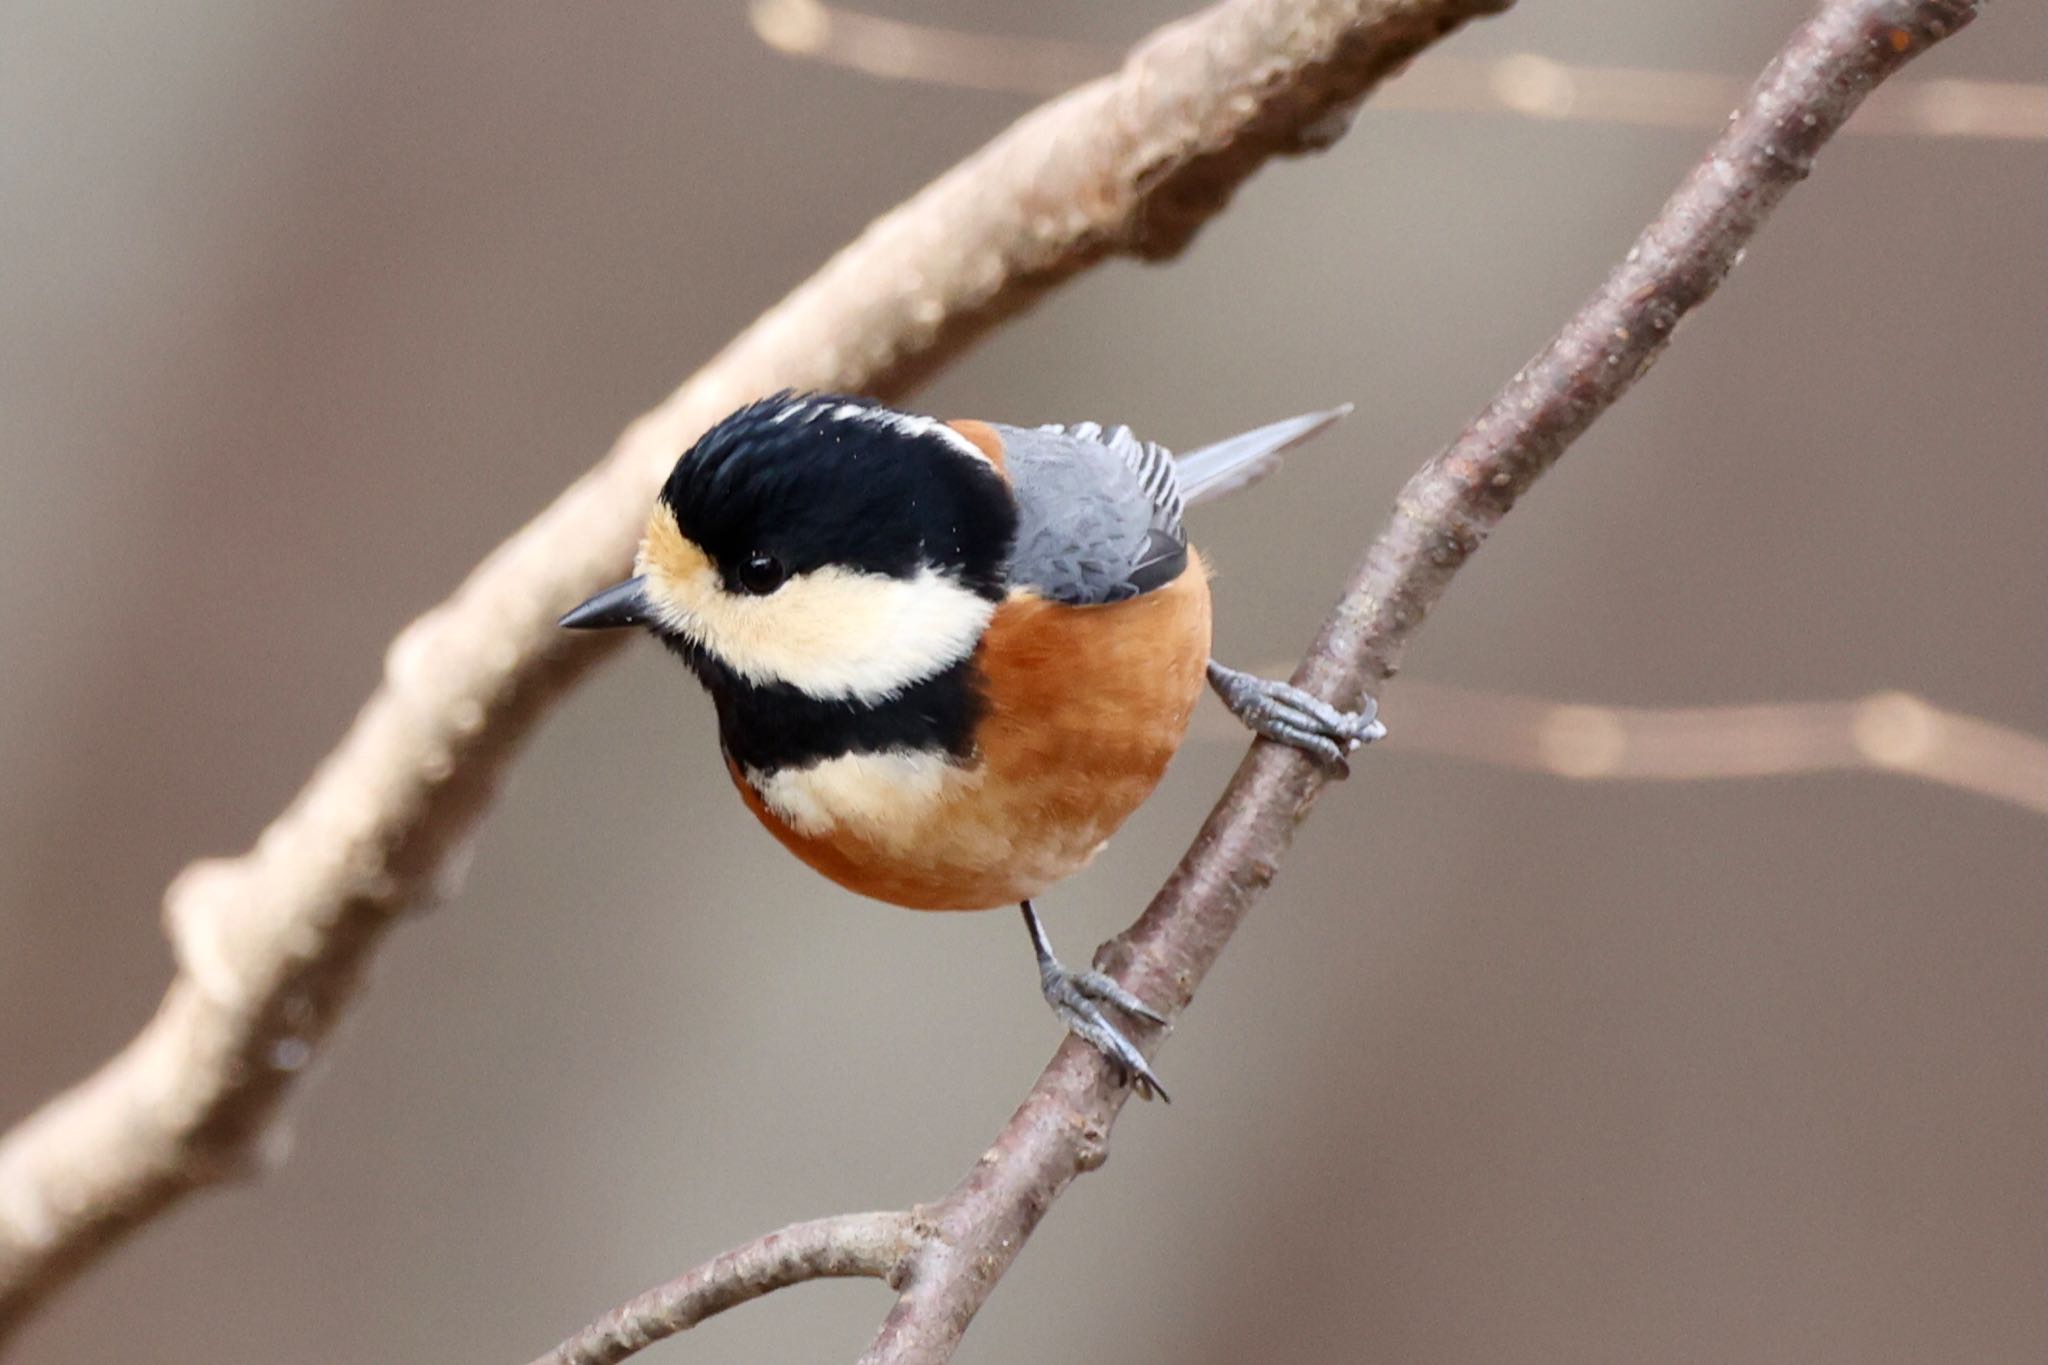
[730,554,1213,910]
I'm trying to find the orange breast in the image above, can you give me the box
[730,553,1213,910]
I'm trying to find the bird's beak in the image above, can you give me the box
[560,576,653,630]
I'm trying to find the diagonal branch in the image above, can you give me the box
[532,3,1988,1361]
[852,2,1985,1361]
[0,0,1516,1342]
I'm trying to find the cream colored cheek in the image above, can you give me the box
[718,577,907,667]
[646,563,995,702]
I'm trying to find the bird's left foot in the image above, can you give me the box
[1021,902,1170,1102]
[1207,660,1386,775]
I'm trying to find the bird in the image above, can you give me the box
[561,392,1384,1099]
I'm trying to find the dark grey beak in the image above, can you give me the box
[560,576,652,630]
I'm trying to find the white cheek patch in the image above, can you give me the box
[642,554,995,703]
[748,749,972,841]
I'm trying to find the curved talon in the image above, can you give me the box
[1206,661,1385,773]
[1056,997,1170,1103]
[1022,902,1171,1103]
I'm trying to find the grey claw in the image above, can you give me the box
[1022,902,1171,1102]
[1068,968,1169,1025]
[1206,662,1386,771]
[1056,999,1171,1103]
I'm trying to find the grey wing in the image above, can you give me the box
[989,422,1188,605]
[989,407,1351,605]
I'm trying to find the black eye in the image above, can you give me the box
[736,552,787,595]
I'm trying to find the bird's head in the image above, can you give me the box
[561,393,1017,702]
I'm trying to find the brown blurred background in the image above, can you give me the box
[2,2,2042,1361]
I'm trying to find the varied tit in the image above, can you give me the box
[563,392,1384,1099]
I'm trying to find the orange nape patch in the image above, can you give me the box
[945,420,1008,476]
[728,553,1215,911]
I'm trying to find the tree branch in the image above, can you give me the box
[531,1212,918,1365]
[755,0,2043,141]
[0,0,1515,1343]
[853,2,1985,1361]
[533,2,1988,1359]
[1193,680,2048,817]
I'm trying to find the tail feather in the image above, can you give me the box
[1174,404,1352,508]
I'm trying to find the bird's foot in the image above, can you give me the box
[1206,661,1386,776]
[1021,902,1170,1103]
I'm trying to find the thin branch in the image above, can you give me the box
[1396,684,2048,815]
[531,1212,918,1365]
[0,0,1515,1342]
[526,0,1992,1357]
[751,0,1106,95]
[851,2,1985,1361]
[1192,680,2048,817]
[753,0,2044,140]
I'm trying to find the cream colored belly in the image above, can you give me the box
[745,750,1122,907]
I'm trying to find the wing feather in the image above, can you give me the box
[992,423,1185,605]
[989,406,1347,605]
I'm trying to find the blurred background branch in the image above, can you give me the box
[1193,682,2048,816]
[752,0,2045,139]
[534,2,1989,1361]
[0,0,1519,1347]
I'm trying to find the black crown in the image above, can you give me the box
[658,392,1016,600]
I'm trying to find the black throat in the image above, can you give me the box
[660,633,983,775]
